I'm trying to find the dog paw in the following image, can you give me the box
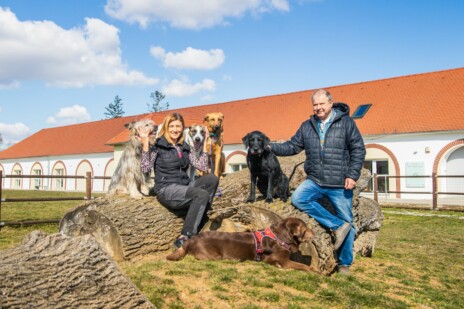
[130,193,143,200]
[265,197,274,203]
[246,196,256,203]
[140,186,150,195]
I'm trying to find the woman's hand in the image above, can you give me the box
[136,126,151,152]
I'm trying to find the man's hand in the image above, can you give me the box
[345,178,356,190]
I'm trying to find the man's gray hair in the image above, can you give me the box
[311,89,332,103]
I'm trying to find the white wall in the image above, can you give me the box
[2,131,463,200]
[364,131,464,199]
[0,152,115,192]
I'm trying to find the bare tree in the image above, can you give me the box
[147,91,169,112]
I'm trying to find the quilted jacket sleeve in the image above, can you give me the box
[345,118,366,181]
[270,121,307,156]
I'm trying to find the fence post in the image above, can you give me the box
[373,173,378,203]
[432,172,437,210]
[86,172,92,200]
[0,170,3,224]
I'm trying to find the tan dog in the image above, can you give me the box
[204,112,225,178]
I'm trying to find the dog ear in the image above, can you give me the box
[242,133,250,146]
[288,218,313,242]
[264,135,271,149]
[125,122,135,130]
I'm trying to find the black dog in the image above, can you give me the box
[242,131,290,203]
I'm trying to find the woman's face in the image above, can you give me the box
[168,119,183,143]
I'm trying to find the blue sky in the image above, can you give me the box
[0,0,463,148]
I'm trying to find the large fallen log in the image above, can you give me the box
[0,230,154,308]
[59,153,383,275]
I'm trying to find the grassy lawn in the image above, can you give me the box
[122,210,464,308]
[1,192,463,308]
[0,189,103,249]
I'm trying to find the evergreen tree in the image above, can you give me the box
[104,95,125,119]
[147,91,169,112]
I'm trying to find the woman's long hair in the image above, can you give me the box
[157,112,185,145]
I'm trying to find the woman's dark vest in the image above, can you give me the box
[153,136,191,193]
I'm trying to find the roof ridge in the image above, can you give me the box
[325,66,464,90]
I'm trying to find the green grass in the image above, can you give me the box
[1,192,463,308]
[0,189,103,249]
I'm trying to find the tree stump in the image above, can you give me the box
[59,153,383,276]
[0,230,154,308]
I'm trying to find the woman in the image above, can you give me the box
[138,113,219,248]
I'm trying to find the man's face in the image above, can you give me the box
[312,93,333,121]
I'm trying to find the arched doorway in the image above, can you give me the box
[11,163,23,189]
[445,146,464,193]
[225,151,247,174]
[364,144,401,198]
[51,161,67,191]
[75,160,93,192]
[30,162,44,190]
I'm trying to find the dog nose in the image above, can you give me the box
[195,137,201,142]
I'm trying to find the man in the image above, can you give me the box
[270,89,366,274]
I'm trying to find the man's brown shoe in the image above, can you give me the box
[333,222,350,250]
[338,266,351,275]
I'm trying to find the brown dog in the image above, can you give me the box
[166,217,317,272]
[203,112,225,178]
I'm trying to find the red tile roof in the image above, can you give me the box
[1,67,463,160]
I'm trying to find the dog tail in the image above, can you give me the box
[166,247,187,261]
[288,161,305,183]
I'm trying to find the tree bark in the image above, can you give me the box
[0,230,154,308]
[58,153,383,276]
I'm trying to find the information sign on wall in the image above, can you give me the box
[405,162,425,188]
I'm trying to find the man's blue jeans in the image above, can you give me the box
[291,178,355,267]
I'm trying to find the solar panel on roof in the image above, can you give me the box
[352,104,372,119]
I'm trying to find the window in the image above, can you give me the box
[363,160,389,192]
[352,104,372,119]
[33,169,42,189]
[55,168,64,190]
[230,163,248,173]
[13,170,22,188]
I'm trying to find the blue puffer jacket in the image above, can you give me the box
[271,103,366,188]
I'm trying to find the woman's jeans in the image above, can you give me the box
[291,178,355,266]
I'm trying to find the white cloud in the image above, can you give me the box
[150,46,225,70]
[46,105,91,126]
[162,78,216,97]
[105,0,290,29]
[0,7,158,88]
[0,122,31,147]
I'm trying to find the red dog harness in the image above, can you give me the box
[252,227,291,261]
